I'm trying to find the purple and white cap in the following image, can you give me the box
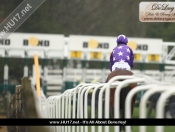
[116,34,128,44]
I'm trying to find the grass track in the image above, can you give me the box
[67,103,175,132]
[85,107,175,132]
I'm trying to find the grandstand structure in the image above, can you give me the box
[0,32,175,96]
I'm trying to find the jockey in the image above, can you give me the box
[110,34,134,72]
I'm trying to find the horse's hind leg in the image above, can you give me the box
[120,87,131,132]
[110,106,114,118]
[120,89,126,131]
[109,88,115,118]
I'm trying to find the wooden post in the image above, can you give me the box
[21,77,50,132]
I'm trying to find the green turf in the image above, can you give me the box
[62,124,175,132]
[86,126,175,132]
[86,107,175,132]
[68,105,175,132]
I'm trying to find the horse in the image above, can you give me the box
[105,69,137,131]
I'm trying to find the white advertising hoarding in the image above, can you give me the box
[0,33,65,58]
[68,35,163,54]
[68,35,115,52]
[0,33,164,61]
[68,35,116,60]
[68,35,163,61]
[128,37,163,54]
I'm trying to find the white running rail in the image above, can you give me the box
[41,75,175,132]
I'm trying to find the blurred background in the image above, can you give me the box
[0,0,175,95]
[0,0,174,38]
[0,1,175,132]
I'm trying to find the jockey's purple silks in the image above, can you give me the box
[109,35,134,72]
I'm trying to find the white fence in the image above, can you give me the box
[37,74,175,132]
[31,67,175,97]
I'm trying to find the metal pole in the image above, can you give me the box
[23,53,28,77]
[101,54,107,82]
[140,62,145,97]
[62,57,67,93]
[3,52,8,92]
[159,63,165,81]
[43,58,48,95]
[82,54,87,82]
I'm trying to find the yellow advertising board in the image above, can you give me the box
[90,52,102,59]
[147,54,160,61]
[70,51,82,58]
[134,54,141,61]
[107,53,141,61]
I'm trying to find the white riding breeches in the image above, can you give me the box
[112,62,131,71]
